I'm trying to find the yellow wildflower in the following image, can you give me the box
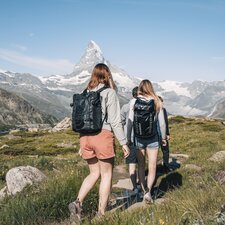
[159,218,165,225]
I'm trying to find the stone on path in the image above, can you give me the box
[209,151,225,162]
[184,164,202,172]
[112,178,133,190]
[170,153,189,159]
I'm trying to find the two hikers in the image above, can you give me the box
[69,63,173,219]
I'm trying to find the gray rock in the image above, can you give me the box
[209,151,225,162]
[6,166,47,195]
[52,117,72,132]
[56,142,74,148]
[170,153,189,159]
[112,178,133,190]
[185,164,202,172]
[0,186,8,201]
[28,128,39,132]
[0,144,9,149]
[214,171,225,185]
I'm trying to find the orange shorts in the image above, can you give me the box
[79,129,115,160]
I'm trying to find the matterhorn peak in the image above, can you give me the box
[73,40,105,72]
[87,40,102,54]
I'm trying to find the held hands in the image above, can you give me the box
[122,144,130,158]
[161,139,167,146]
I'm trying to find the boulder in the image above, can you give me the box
[52,117,72,132]
[6,166,47,195]
[214,171,225,185]
[209,151,225,162]
[28,128,39,132]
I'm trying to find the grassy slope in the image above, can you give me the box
[0,116,224,225]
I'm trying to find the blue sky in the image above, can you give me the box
[0,0,225,82]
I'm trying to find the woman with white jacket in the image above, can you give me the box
[127,79,166,203]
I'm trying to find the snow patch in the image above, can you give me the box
[112,72,136,88]
[47,87,73,92]
[40,71,90,86]
[158,80,192,97]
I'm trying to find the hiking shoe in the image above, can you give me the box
[68,199,82,222]
[163,164,174,173]
[143,192,153,204]
[132,188,139,195]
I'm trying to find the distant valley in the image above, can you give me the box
[0,88,57,130]
[0,41,224,129]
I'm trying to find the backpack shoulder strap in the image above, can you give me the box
[83,86,109,94]
[96,86,109,93]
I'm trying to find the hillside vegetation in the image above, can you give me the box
[0,116,224,225]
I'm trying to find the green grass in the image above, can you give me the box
[0,118,225,224]
[0,166,99,225]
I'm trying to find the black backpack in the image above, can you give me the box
[133,97,157,138]
[70,86,108,134]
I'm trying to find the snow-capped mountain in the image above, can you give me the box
[0,70,70,119]
[41,40,140,92]
[0,41,225,120]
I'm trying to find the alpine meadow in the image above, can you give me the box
[1,0,225,224]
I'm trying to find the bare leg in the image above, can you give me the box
[98,158,114,215]
[137,149,146,192]
[129,163,137,189]
[77,157,100,203]
[146,148,158,193]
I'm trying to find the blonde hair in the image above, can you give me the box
[138,79,162,112]
[87,63,116,90]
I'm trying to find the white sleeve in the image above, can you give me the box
[158,108,166,140]
[127,99,135,142]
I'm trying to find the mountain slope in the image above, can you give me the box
[0,88,57,129]
[1,41,225,119]
[0,70,70,119]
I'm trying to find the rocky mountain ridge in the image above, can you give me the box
[0,40,225,119]
[0,88,57,130]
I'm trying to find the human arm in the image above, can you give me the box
[163,108,170,136]
[158,108,167,144]
[106,90,127,145]
[126,99,135,144]
[120,104,127,127]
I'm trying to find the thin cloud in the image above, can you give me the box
[211,56,225,61]
[12,44,28,52]
[0,48,74,75]
[29,33,35,37]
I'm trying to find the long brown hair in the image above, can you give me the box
[138,79,162,112]
[87,63,116,90]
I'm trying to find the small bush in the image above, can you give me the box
[201,123,224,132]
[169,116,186,123]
